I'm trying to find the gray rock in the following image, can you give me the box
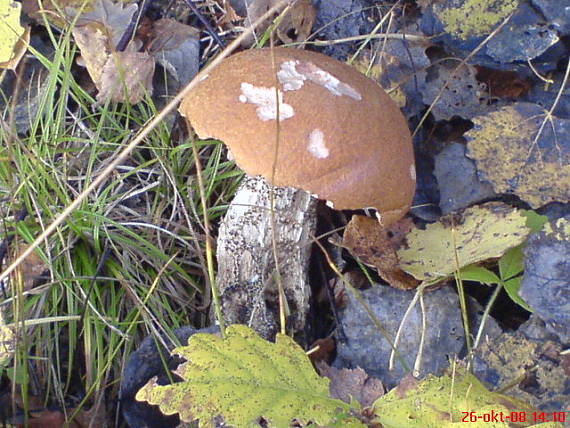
[313,0,372,59]
[434,142,496,214]
[0,58,50,135]
[484,2,559,63]
[334,283,501,388]
[519,314,563,342]
[520,216,570,342]
[532,0,570,35]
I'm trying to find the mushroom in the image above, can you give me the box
[180,47,415,338]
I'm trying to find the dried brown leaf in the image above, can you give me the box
[12,243,47,290]
[342,215,419,290]
[149,18,199,53]
[317,362,385,408]
[73,23,110,84]
[276,0,316,44]
[308,337,335,364]
[71,0,138,47]
[148,18,199,85]
[96,50,154,105]
[238,0,286,47]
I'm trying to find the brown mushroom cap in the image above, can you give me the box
[180,47,416,225]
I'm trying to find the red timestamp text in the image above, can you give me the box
[461,410,568,424]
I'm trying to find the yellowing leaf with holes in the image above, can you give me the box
[466,103,570,208]
[372,368,548,427]
[136,325,364,428]
[0,0,25,65]
[396,202,531,281]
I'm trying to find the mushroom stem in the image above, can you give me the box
[215,175,316,339]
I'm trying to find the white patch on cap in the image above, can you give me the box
[325,200,335,209]
[410,164,416,181]
[307,129,329,159]
[277,60,306,91]
[239,82,294,121]
[278,60,361,101]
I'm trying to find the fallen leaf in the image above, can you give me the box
[423,61,490,121]
[22,0,94,27]
[136,325,365,427]
[466,102,570,207]
[12,243,47,290]
[72,23,110,86]
[0,26,29,70]
[475,66,531,99]
[70,400,108,428]
[353,39,431,111]
[236,0,288,47]
[434,142,496,214]
[317,362,385,408]
[70,0,138,48]
[96,50,155,105]
[17,410,66,428]
[373,367,540,427]
[0,310,15,368]
[0,0,26,66]
[428,0,518,40]
[276,0,316,44]
[397,202,531,282]
[70,0,153,104]
[532,0,570,34]
[473,333,570,412]
[308,337,335,364]
[149,18,200,86]
[0,60,51,134]
[343,215,419,289]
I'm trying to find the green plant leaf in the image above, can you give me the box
[397,202,531,282]
[499,245,524,281]
[458,265,501,284]
[372,368,551,428]
[521,210,549,233]
[136,325,364,428]
[504,276,533,312]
